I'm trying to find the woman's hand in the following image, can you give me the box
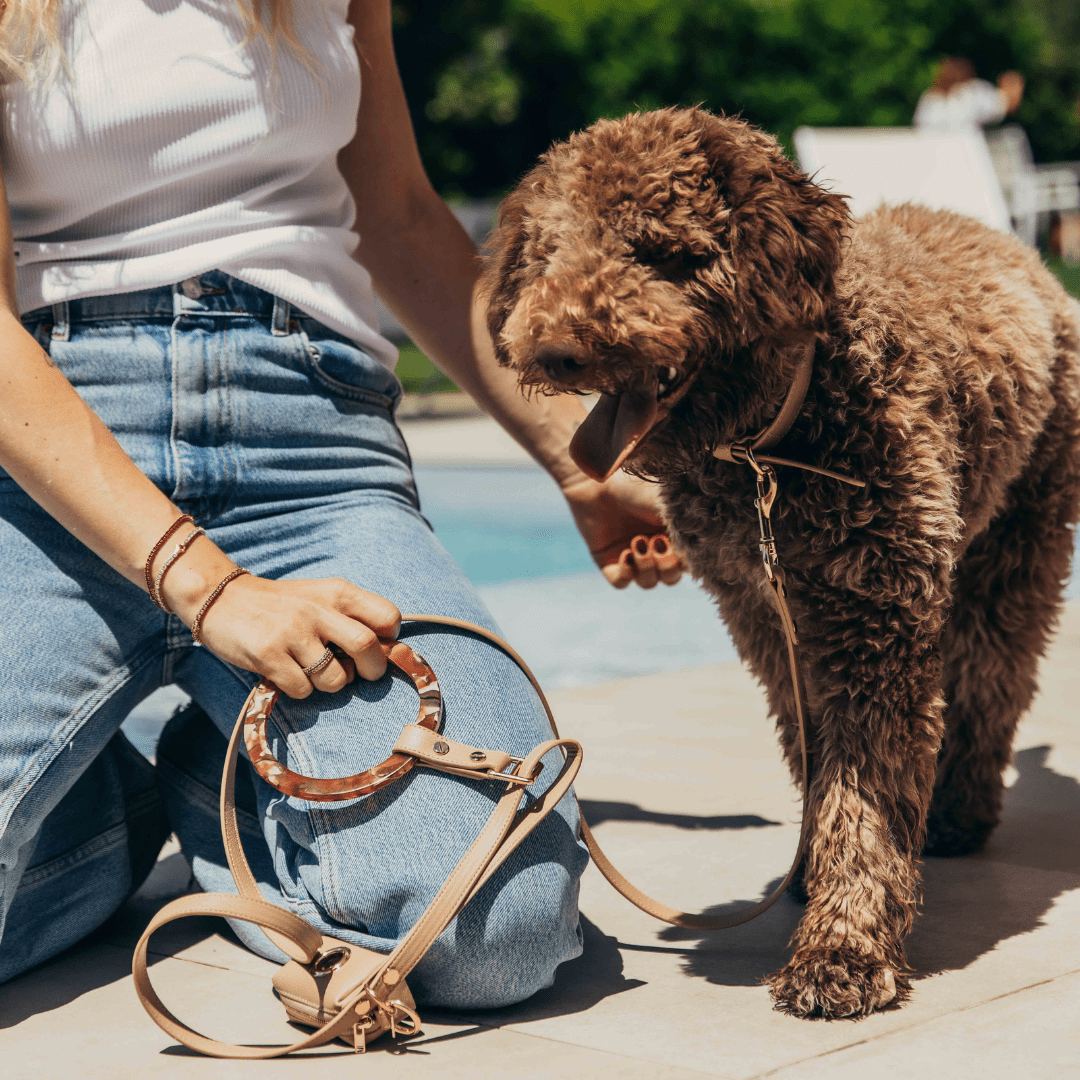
[561,471,686,589]
[159,543,402,699]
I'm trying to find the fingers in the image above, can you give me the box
[605,533,686,590]
[630,536,659,589]
[317,608,390,682]
[280,623,384,699]
[279,580,399,696]
[601,548,635,589]
[284,645,341,695]
[649,534,685,585]
[330,580,402,639]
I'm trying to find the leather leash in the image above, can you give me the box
[131,344,873,1056]
[133,660,584,1058]
[401,615,809,931]
[652,339,865,926]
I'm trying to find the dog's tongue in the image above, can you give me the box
[569,382,659,482]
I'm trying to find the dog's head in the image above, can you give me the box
[482,107,850,481]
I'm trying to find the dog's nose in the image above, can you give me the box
[533,344,591,385]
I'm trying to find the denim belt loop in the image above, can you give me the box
[50,301,70,341]
[271,295,291,336]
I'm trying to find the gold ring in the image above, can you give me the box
[302,647,335,676]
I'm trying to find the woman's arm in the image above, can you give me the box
[0,167,397,696]
[341,0,682,587]
[340,0,584,485]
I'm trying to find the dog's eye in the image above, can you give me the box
[637,251,682,274]
[635,249,701,278]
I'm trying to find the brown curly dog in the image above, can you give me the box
[482,106,1080,1019]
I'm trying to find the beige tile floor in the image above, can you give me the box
[2,604,1078,1080]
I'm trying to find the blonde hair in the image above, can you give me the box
[0,0,306,82]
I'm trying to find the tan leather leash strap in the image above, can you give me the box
[133,667,582,1058]
[399,615,812,930]
[724,453,865,488]
[132,603,812,1055]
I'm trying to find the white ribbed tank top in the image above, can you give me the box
[0,0,397,370]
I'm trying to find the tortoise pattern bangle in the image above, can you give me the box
[151,526,206,613]
[144,514,195,607]
[190,568,250,645]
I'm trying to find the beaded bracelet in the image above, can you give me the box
[190,568,251,644]
[144,514,195,605]
[151,526,206,613]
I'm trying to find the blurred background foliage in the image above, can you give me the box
[392,0,1080,199]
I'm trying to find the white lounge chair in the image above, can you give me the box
[793,125,1012,234]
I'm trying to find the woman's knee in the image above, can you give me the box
[407,831,587,1009]
[156,690,589,1010]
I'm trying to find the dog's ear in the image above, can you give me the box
[481,169,546,368]
[695,111,850,342]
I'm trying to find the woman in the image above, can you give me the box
[0,0,680,1005]
[913,56,1025,131]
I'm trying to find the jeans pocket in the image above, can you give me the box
[298,324,400,410]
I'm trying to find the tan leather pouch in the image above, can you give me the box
[273,936,417,1048]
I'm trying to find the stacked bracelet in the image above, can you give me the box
[151,526,206,613]
[145,514,249,642]
[191,568,251,645]
[144,514,194,606]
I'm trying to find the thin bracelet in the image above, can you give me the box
[144,513,194,603]
[151,526,206,613]
[191,568,251,645]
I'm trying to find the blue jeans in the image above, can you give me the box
[0,271,586,1007]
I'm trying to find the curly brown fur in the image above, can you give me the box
[482,107,1080,1019]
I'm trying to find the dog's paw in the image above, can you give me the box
[767,948,909,1019]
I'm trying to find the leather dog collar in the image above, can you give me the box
[713,340,865,489]
[712,339,815,462]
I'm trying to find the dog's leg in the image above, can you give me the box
[928,416,1080,856]
[765,576,951,1020]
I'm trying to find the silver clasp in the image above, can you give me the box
[496,756,542,788]
[744,447,780,581]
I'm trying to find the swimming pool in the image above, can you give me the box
[412,464,594,585]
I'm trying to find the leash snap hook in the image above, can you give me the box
[745,448,780,580]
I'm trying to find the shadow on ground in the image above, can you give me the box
[0,901,218,1030]
[644,744,1080,989]
[579,799,781,832]
[426,912,644,1035]
[5,745,1077,1036]
[440,799,795,1033]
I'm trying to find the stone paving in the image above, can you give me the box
[3,411,1078,1078]
[2,602,1077,1079]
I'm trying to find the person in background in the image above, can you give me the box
[914,56,1025,131]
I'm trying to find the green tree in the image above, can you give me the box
[391,0,1080,198]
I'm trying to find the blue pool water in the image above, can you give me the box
[411,464,738,686]
[412,464,594,585]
